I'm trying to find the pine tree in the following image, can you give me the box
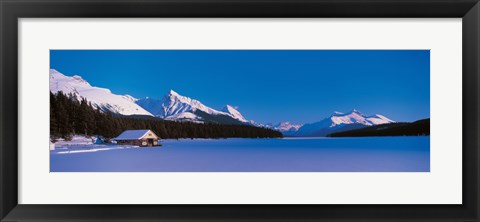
[49,92,283,141]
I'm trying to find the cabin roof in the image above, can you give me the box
[114,129,155,140]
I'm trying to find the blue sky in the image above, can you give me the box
[50,50,430,124]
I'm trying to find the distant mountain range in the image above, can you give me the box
[50,69,406,137]
[294,109,395,137]
[328,118,430,137]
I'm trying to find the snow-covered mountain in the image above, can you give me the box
[329,109,393,126]
[136,90,249,124]
[221,105,248,122]
[49,69,395,136]
[49,70,253,125]
[295,109,395,137]
[49,69,153,116]
[274,122,303,132]
[245,120,302,135]
[257,122,301,136]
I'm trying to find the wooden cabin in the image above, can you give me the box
[113,129,160,147]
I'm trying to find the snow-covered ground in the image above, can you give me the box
[50,137,430,172]
[51,135,142,154]
[52,144,140,154]
[54,135,96,146]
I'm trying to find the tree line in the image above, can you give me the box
[50,91,283,141]
[328,118,430,137]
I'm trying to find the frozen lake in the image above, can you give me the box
[50,137,430,172]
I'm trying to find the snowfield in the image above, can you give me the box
[52,144,139,154]
[51,135,144,154]
[54,135,97,146]
[50,137,430,172]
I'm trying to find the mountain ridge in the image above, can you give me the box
[50,69,399,136]
[294,109,395,137]
[136,90,249,125]
[49,69,152,116]
[328,118,430,137]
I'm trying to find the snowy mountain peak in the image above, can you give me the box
[168,89,180,97]
[332,109,362,117]
[274,122,302,132]
[366,114,395,125]
[222,105,248,122]
[295,110,395,137]
[223,104,238,110]
[348,109,362,114]
[50,69,91,89]
[163,90,196,105]
[49,69,152,116]
[158,90,216,117]
[50,69,66,78]
[136,90,228,121]
[329,109,393,127]
[135,91,252,124]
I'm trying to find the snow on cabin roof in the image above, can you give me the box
[114,130,155,140]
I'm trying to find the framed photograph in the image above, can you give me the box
[1,0,479,221]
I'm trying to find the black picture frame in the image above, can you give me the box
[1,0,479,221]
